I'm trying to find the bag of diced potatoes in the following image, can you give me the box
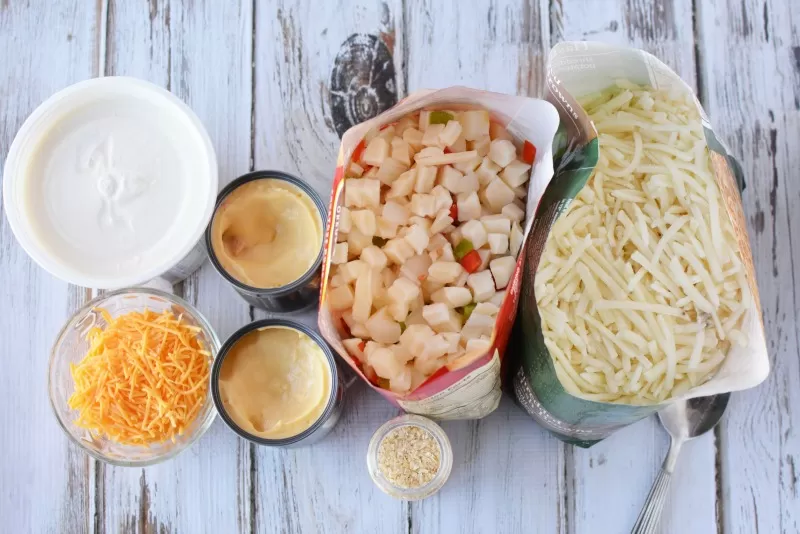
[318,87,559,419]
[510,42,770,446]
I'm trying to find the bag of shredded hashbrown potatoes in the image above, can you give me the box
[509,42,770,447]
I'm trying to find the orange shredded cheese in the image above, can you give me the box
[68,308,211,446]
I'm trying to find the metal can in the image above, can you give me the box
[206,170,326,313]
[210,319,344,448]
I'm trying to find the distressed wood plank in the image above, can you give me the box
[252,2,407,532]
[557,2,718,533]
[0,1,99,532]
[697,0,800,532]
[403,2,566,532]
[101,1,254,532]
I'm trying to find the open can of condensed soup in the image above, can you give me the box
[211,319,344,447]
[206,171,326,313]
[3,77,217,288]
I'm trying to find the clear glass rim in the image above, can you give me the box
[366,414,453,500]
[48,287,221,467]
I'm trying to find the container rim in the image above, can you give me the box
[210,318,340,446]
[2,76,218,289]
[205,170,327,296]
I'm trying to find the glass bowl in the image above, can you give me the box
[367,414,453,500]
[48,288,220,466]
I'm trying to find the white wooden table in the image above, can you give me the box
[1,1,797,532]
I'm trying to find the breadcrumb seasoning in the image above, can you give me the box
[377,425,441,488]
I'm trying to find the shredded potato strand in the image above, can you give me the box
[68,309,211,446]
[537,82,749,405]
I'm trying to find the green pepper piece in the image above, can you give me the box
[462,303,476,321]
[372,236,388,247]
[429,110,455,125]
[453,239,474,261]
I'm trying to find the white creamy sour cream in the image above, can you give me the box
[3,77,217,288]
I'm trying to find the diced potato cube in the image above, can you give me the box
[474,302,500,316]
[361,245,388,270]
[489,290,506,307]
[366,307,402,344]
[363,137,389,167]
[458,173,480,194]
[500,160,532,188]
[430,210,454,234]
[378,125,396,140]
[344,178,381,208]
[364,166,380,178]
[488,233,509,254]
[465,338,492,354]
[513,184,527,199]
[389,365,412,393]
[440,243,455,262]
[489,122,514,141]
[449,135,467,153]
[327,285,354,310]
[332,242,348,264]
[410,194,437,218]
[431,286,472,308]
[348,162,364,178]
[384,238,415,265]
[363,340,382,358]
[468,135,492,157]
[464,311,495,334]
[414,165,437,193]
[408,216,432,233]
[488,139,517,168]
[453,154,482,174]
[460,110,490,141]
[388,300,410,322]
[456,191,481,221]
[421,123,445,147]
[403,127,424,151]
[368,347,403,380]
[388,276,420,304]
[351,209,377,236]
[376,217,398,239]
[478,249,491,270]
[387,168,416,199]
[353,267,376,322]
[447,227,463,247]
[427,233,449,253]
[415,146,445,161]
[510,222,524,257]
[399,324,436,354]
[337,206,352,235]
[438,165,464,194]
[405,308,425,327]
[467,270,495,301]
[415,150,479,167]
[422,303,462,333]
[490,256,516,289]
[460,219,488,249]
[350,323,370,339]
[476,156,501,184]
[347,229,372,256]
[377,157,409,185]
[501,202,525,222]
[422,279,444,299]
[401,253,432,284]
[428,261,464,284]
[441,332,461,353]
[439,120,463,147]
[382,201,410,225]
[381,267,397,289]
[431,185,453,212]
[485,177,516,212]
[391,137,412,166]
[404,224,431,255]
[339,260,365,283]
[481,215,511,235]
[342,338,367,364]
[453,270,469,288]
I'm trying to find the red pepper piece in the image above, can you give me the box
[459,249,482,273]
[522,140,537,164]
[352,140,366,164]
[449,201,458,221]
[357,340,366,352]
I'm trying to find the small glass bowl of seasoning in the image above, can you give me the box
[367,414,453,500]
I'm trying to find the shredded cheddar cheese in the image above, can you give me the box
[68,308,211,446]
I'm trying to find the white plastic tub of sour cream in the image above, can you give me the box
[3,77,217,288]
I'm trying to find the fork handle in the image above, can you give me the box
[630,467,672,534]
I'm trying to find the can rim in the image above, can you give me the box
[205,170,327,296]
[210,318,340,446]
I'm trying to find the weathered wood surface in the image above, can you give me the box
[0,0,796,533]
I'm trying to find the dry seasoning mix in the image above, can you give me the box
[377,425,441,489]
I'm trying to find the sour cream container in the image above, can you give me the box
[3,77,218,288]
[206,171,326,313]
[210,319,344,448]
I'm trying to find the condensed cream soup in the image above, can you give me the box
[210,179,322,288]
[218,326,331,439]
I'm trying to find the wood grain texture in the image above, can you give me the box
[101,1,254,532]
[252,2,407,531]
[0,1,99,532]
[697,0,800,532]
[557,2,719,533]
